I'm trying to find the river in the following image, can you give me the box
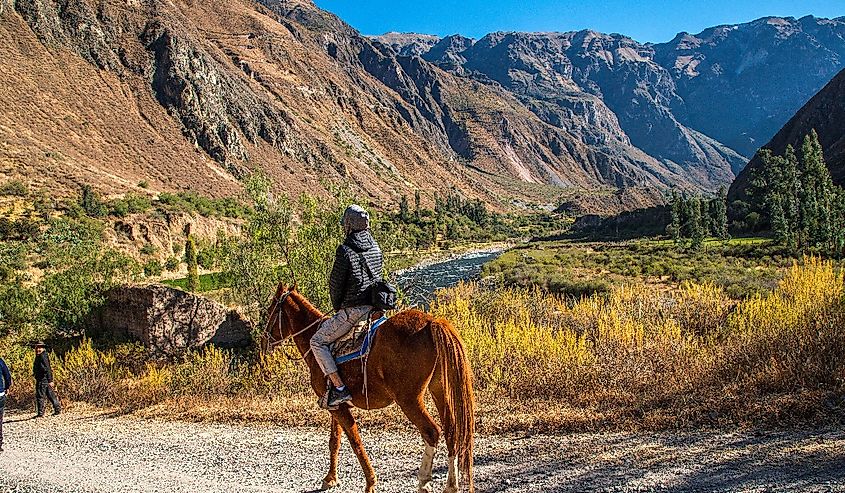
[392,247,505,308]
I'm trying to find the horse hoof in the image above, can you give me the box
[418,485,433,493]
[441,488,458,493]
[321,479,338,490]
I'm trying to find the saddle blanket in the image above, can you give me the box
[331,315,387,364]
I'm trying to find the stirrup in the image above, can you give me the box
[319,381,340,411]
[318,391,336,410]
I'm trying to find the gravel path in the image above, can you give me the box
[0,410,842,492]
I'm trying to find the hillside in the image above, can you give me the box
[0,0,676,213]
[730,66,845,200]
[4,1,845,214]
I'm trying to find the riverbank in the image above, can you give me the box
[388,241,514,274]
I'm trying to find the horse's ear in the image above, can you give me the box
[292,281,298,292]
[274,282,287,298]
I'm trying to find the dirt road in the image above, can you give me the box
[0,410,842,492]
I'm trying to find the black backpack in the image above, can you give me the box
[352,249,398,311]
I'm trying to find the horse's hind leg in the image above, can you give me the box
[429,378,459,493]
[396,396,441,493]
[321,416,342,490]
[332,406,377,493]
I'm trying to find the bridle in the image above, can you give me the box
[265,288,329,361]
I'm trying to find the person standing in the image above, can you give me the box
[0,356,11,451]
[32,341,60,417]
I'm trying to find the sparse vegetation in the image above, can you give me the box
[484,239,792,299]
[2,259,841,432]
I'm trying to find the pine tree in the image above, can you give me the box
[689,197,705,249]
[713,186,729,240]
[698,197,710,240]
[185,235,199,292]
[782,145,802,251]
[769,194,790,247]
[668,190,681,242]
[399,195,410,222]
[414,190,421,221]
[679,194,693,239]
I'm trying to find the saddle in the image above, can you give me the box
[331,313,388,365]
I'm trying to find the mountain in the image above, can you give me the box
[729,66,845,200]
[4,1,845,215]
[450,30,747,189]
[0,0,686,213]
[654,16,845,157]
[372,32,439,57]
[378,16,845,188]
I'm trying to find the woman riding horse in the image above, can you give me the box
[310,204,382,409]
[266,208,475,492]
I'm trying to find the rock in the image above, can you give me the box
[89,284,253,356]
[571,214,602,231]
[372,32,440,57]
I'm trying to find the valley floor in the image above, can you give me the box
[0,410,842,492]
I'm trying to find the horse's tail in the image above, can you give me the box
[431,318,475,493]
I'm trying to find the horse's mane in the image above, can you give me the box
[287,289,325,319]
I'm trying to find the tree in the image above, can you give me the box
[414,190,421,221]
[712,186,729,240]
[185,234,199,292]
[38,217,139,336]
[698,197,710,241]
[668,190,681,242]
[399,195,410,222]
[782,145,801,252]
[689,197,705,249]
[222,172,292,330]
[79,185,107,217]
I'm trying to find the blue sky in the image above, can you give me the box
[313,0,844,43]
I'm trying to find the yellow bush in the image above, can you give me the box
[432,258,845,424]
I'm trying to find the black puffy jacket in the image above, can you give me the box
[329,230,383,311]
[33,352,54,382]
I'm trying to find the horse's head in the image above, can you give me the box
[264,282,295,352]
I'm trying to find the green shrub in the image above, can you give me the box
[164,256,180,272]
[0,179,29,197]
[140,243,157,256]
[143,259,163,277]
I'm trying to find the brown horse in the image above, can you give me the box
[265,283,475,493]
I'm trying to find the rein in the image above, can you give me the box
[266,289,331,361]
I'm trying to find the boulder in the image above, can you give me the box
[90,284,253,356]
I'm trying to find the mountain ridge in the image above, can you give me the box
[375,14,845,179]
[730,65,845,201]
[3,2,845,215]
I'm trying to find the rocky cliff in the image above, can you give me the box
[655,16,845,157]
[1,0,677,213]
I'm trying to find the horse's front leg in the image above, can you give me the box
[321,416,342,490]
[332,406,377,493]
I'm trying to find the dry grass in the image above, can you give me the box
[4,258,843,431]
